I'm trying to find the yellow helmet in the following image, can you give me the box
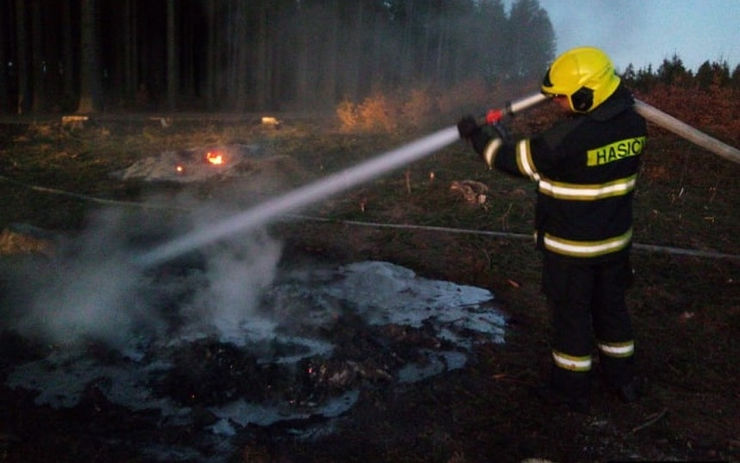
[541,46,621,112]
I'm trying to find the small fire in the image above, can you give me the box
[206,151,224,165]
[176,165,184,173]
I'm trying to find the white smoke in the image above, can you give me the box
[6,209,152,349]
[182,230,282,345]
[2,194,283,352]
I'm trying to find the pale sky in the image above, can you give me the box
[508,0,739,72]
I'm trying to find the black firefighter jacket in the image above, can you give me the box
[485,84,648,262]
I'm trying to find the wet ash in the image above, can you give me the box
[2,259,506,461]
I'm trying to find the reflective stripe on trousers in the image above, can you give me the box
[598,340,635,358]
[552,350,592,372]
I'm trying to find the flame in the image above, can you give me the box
[176,165,184,173]
[206,151,224,165]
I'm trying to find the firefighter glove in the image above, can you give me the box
[458,116,507,162]
[457,116,479,140]
[457,116,488,154]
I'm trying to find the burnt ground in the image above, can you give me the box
[0,227,737,463]
[0,117,738,463]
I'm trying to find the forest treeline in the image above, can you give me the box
[1,0,737,115]
[3,0,555,114]
[622,54,740,92]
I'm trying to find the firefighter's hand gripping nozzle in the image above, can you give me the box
[457,116,509,167]
[458,93,548,141]
[456,115,488,158]
[458,93,549,167]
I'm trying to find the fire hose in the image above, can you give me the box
[632,100,740,164]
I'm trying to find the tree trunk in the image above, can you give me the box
[15,0,30,114]
[328,1,340,103]
[205,0,217,109]
[62,0,76,110]
[0,0,9,112]
[435,17,446,84]
[180,2,194,102]
[320,0,338,106]
[294,15,310,107]
[166,0,177,111]
[399,0,415,84]
[370,9,384,92]
[30,0,44,112]
[268,5,282,109]
[347,2,364,100]
[122,0,138,106]
[233,2,249,110]
[77,0,100,113]
[254,0,268,109]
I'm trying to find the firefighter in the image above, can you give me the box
[457,46,646,413]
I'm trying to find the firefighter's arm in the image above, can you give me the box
[494,136,559,181]
[491,142,523,177]
[458,114,568,180]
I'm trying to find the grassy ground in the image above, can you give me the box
[0,114,738,462]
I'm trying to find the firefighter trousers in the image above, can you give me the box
[542,252,635,397]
